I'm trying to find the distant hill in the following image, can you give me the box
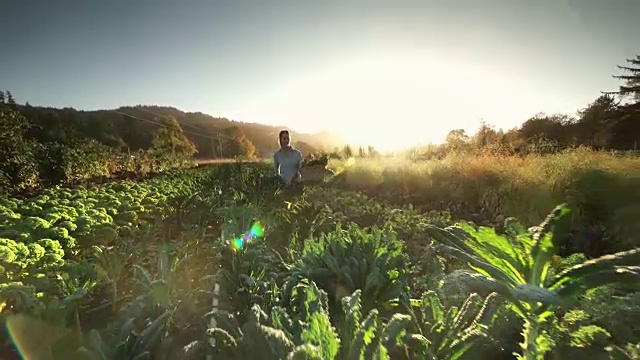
[15,104,347,158]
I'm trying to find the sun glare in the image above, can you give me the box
[237,50,543,152]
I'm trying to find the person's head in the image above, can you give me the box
[278,130,291,148]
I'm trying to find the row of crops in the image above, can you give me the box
[1,163,639,359]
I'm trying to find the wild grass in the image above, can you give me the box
[328,148,640,253]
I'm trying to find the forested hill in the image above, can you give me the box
[14,103,346,158]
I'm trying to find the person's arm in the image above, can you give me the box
[295,151,303,181]
[273,152,279,175]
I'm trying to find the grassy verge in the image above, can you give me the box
[328,148,640,255]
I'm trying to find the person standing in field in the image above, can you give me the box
[273,130,303,186]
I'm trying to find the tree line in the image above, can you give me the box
[0,97,201,196]
[409,55,640,158]
[2,101,341,158]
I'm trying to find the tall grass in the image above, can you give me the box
[328,148,640,254]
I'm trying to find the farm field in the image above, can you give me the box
[2,2,640,358]
[1,158,639,360]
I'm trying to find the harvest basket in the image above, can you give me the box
[300,164,327,183]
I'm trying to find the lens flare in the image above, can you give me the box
[232,238,244,250]
[250,221,265,237]
[229,220,265,250]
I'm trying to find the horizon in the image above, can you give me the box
[1,0,639,151]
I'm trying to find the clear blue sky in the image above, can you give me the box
[1,0,639,148]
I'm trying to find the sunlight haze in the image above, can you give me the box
[230,51,562,150]
[1,0,639,151]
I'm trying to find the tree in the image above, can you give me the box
[149,116,198,158]
[342,144,353,158]
[0,102,30,138]
[5,91,16,109]
[0,106,39,192]
[611,55,640,102]
[473,122,500,149]
[223,125,256,159]
[519,113,572,146]
[445,129,469,152]
[500,128,527,153]
[358,146,366,158]
[606,55,640,149]
[575,95,618,148]
[367,145,380,158]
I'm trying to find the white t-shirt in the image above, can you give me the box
[274,148,303,184]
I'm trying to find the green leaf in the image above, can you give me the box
[436,244,518,287]
[555,266,640,301]
[379,313,411,351]
[529,205,571,285]
[454,224,524,273]
[550,248,640,290]
[510,284,562,305]
[348,309,378,360]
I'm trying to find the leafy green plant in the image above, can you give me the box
[215,221,287,322]
[579,288,640,347]
[426,204,640,360]
[207,281,339,360]
[269,196,333,253]
[86,245,214,360]
[284,224,410,321]
[402,291,500,359]
[216,245,283,322]
[304,153,329,167]
[337,288,404,359]
[548,309,614,359]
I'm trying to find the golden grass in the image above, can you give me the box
[328,148,640,244]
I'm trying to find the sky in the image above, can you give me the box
[1,0,639,150]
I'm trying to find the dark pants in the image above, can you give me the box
[276,177,304,200]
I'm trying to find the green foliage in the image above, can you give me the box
[1,162,638,360]
[0,98,201,196]
[548,309,613,359]
[304,153,329,167]
[612,55,640,101]
[404,291,501,359]
[337,289,393,359]
[0,166,215,330]
[0,106,40,194]
[427,204,640,359]
[285,224,410,320]
[208,281,339,360]
[148,116,198,172]
[551,285,640,352]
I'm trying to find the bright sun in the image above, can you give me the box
[237,50,537,152]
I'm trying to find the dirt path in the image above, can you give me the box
[195,158,263,165]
